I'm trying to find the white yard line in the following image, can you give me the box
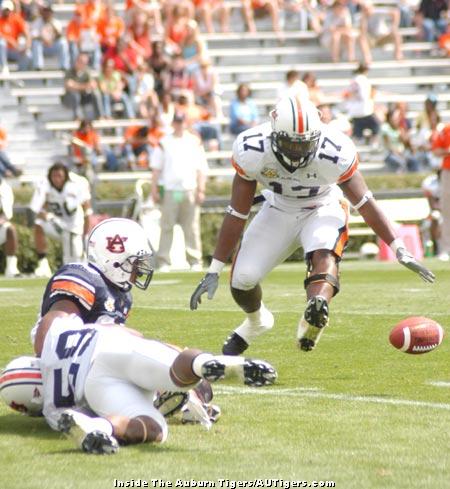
[427,381,450,388]
[213,385,450,411]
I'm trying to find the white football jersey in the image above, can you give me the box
[30,173,91,234]
[0,179,14,220]
[231,122,358,212]
[40,315,98,429]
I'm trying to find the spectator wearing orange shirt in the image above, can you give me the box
[122,108,165,170]
[432,123,450,261]
[176,92,221,151]
[0,0,31,73]
[164,4,191,55]
[76,0,106,26]
[97,4,125,51]
[71,119,119,172]
[66,10,102,70]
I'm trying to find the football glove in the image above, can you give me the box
[190,273,219,310]
[396,247,435,283]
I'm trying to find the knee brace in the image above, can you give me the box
[305,252,340,296]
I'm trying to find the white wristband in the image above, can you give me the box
[353,191,373,211]
[226,205,250,220]
[390,238,405,253]
[208,258,225,274]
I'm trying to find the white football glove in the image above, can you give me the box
[396,247,435,283]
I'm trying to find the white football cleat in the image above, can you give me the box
[297,296,329,352]
[58,410,119,455]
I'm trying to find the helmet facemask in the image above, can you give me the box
[271,129,321,173]
[119,252,154,290]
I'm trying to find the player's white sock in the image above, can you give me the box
[5,255,19,275]
[235,303,274,343]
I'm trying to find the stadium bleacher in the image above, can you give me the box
[0,1,448,192]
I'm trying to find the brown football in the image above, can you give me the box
[389,317,444,354]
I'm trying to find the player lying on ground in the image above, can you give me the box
[14,313,277,454]
[190,95,435,354]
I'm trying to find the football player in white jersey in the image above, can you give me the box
[190,95,435,354]
[30,162,92,277]
[29,314,276,454]
[0,175,21,277]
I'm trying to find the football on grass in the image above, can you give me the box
[389,317,444,354]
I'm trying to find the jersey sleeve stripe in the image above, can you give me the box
[53,274,96,293]
[337,154,359,184]
[231,157,249,178]
[50,280,95,308]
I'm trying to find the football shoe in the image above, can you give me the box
[297,295,329,352]
[201,357,277,387]
[58,410,119,455]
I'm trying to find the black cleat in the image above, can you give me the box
[81,431,119,455]
[298,296,329,352]
[201,359,226,382]
[222,332,249,355]
[243,359,277,387]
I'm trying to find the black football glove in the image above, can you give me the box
[396,247,435,283]
[190,273,219,310]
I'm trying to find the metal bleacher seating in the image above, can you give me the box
[0,1,449,188]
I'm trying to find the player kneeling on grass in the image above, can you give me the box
[190,95,435,354]
[12,314,276,454]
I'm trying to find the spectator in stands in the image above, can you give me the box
[125,0,164,35]
[359,0,403,63]
[415,0,449,42]
[421,169,442,256]
[412,95,442,169]
[276,69,309,101]
[30,3,69,71]
[432,122,450,261]
[343,63,380,144]
[381,107,420,173]
[176,92,221,151]
[181,20,207,75]
[127,10,153,61]
[66,10,102,71]
[98,58,136,119]
[241,0,283,36]
[194,0,230,33]
[150,112,208,272]
[0,0,31,73]
[135,61,159,118]
[149,40,171,98]
[96,4,125,52]
[76,0,106,27]
[31,162,92,277]
[164,53,194,99]
[159,90,176,131]
[103,36,139,93]
[229,83,259,135]
[193,58,223,119]
[317,0,357,63]
[0,124,22,179]
[302,71,327,107]
[164,4,192,55]
[122,108,165,170]
[63,53,103,120]
[71,119,119,173]
[0,171,21,277]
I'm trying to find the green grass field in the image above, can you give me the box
[1,259,449,489]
